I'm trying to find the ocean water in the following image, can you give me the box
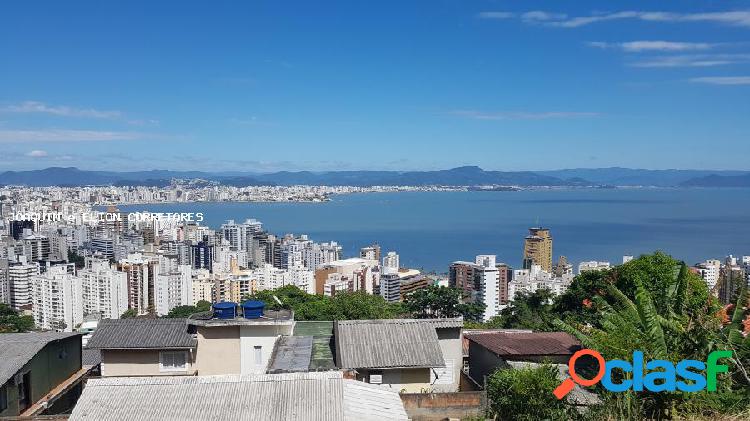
[116,188,750,272]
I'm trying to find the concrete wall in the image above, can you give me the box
[467,340,506,386]
[432,327,462,392]
[357,368,432,393]
[194,326,241,375]
[400,391,486,421]
[239,325,291,374]
[100,349,195,377]
[0,335,82,417]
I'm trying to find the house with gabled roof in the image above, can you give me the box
[333,318,463,393]
[85,318,198,377]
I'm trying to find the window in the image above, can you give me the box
[368,371,383,384]
[253,346,262,365]
[159,351,188,372]
[0,385,7,412]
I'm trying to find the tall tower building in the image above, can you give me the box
[523,227,552,272]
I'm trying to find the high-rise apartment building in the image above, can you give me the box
[693,259,721,291]
[360,244,381,262]
[191,236,215,273]
[117,253,159,315]
[32,264,83,331]
[523,227,552,272]
[8,259,38,309]
[382,251,399,275]
[79,257,129,319]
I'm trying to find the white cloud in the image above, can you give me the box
[521,11,568,22]
[480,10,750,28]
[588,41,715,52]
[630,54,750,68]
[448,110,599,120]
[0,129,152,143]
[476,12,515,19]
[689,76,750,85]
[25,150,48,157]
[1,101,123,119]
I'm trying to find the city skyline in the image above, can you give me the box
[2,1,750,172]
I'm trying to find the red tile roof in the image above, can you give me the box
[466,331,581,357]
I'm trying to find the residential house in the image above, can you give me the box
[334,318,463,393]
[85,318,198,377]
[0,332,86,417]
[187,307,295,375]
[465,331,581,385]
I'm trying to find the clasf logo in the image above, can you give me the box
[553,349,733,399]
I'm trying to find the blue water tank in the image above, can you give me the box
[241,300,265,319]
[213,302,237,319]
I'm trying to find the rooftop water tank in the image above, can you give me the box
[241,300,265,319]
[213,302,237,319]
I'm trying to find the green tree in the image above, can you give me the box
[121,308,138,319]
[482,288,557,331]
[403,285,485,322]
[67,249,86,269]
[553,253,742,419]
[0,303,35,332]
[243,286,403,321]
[165,300,212,318]
[486,363,579,421]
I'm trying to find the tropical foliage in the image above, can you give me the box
[0,303,35,332]
[478,252,750,420]
[165,300,212,318]
[402,285,485,322]
[486,363,580,421]
[243,285,405,320]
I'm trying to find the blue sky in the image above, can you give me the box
[1,1,749,172]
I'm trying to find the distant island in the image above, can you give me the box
[0,166,748,188]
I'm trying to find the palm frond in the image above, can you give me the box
[634,278,668,358]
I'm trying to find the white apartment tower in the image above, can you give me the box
[382,251,400,275]
[32,265,83,332]
[79,258,129,319]
[475,255,500,322]
[9,259,38,310]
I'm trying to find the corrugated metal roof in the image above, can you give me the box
[466,331,581,357]
[0,332,81,386]
[81,348,101,367]
[335,319,445,369]
[69,371,407,421]
[267,336,314,374]
[86,318,197,349]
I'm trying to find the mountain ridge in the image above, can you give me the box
[0,166,747,187]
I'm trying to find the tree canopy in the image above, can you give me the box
[0,303,35,333]
[402,285,485,322]
[165,300,212,318]
[243,286,405,321]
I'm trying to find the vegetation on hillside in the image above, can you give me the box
[477,252,750,420]
[0,303,35,332]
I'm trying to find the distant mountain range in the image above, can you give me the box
[0,166,748,188]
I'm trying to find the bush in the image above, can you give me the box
[486,364,578,421]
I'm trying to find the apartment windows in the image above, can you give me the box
[159,351,188,372]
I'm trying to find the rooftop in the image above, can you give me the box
[335,318,460,369]
[0,332,81,386]
[187,309,294,327]
[69,371,408,421]
[466,331,580,357]
[86,318,197,349]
